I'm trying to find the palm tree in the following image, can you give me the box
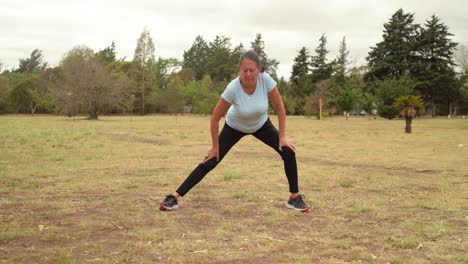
[393,95,424,133]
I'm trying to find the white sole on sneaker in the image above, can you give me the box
[160,204,179,211]
[286,203,309,212]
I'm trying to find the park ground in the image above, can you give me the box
[0,115,467,263]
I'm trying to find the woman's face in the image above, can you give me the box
[239,59,260,88]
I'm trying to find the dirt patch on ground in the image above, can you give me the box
[300,156,449,175]
[106,132,171,145]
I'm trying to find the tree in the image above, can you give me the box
[183,36,209,80]
[455,43,468,75]
[290,47,310,85]
[155,57,182,90]
[366,9,419,81]
[4,72,50,115]
[360,92,379,119]
[158,76,185,114]
[304,79,336,118]
[132,27,156,115]
[96,41,117,65]
[413,15,459,116]
[336,87,359,120]
[456,44,468,114]
[310,34,333,82]
[335,36,350,83]
[0,75,8,113]
[181,75,218,114]
[9,79,32,113]
[374,74,417,119]
[250,33,279,78]
[18,49,48,73]
[458,76,468,114]
[206,35,237,84]
[55,46,131,119]
[393,95,424,133]
[289,47,312,113]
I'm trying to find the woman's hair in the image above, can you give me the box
[239,50,265,72]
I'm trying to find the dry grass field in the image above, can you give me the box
[0,115,467,263]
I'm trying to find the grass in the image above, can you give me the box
[0,114,467,263]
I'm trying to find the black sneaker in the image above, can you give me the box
[160,194,179,211]
[286,194,310,212]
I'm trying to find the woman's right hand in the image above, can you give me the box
[204,146,219,163]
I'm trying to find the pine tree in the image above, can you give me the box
[183,36,209,80]
[413,15,458,116]
[310,34,333,82]
[335,36,350,83]
[250,33,279,78]
[290,47,310,84]
[289,47,312,104]
[206,35,237,84]
[366,9,419,81]
[96,41,117,65]
[18,49,48,73]
[132,27,156,115]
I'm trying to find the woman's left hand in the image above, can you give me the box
[279,136,296,152]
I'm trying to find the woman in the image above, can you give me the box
[160,50,310,212]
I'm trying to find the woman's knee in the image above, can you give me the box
[280,146,296,161]
[200,157,219,172]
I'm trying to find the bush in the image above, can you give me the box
[378,105,400,119]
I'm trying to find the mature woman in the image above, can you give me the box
[160,50,309,212]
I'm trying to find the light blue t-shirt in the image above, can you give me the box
[221,72,277,133]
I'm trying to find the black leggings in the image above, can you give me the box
[176,118,299,196]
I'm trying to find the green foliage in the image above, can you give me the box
[393,95,424,109]
[378,105,400,120]
[155,57,182,90]
[17,49,48,73]
[393,95,423,119]
[132,27,156,115]
[181,75,219,114]
[366,9,419,81]
[373,75,417,119]
[412,15,459,116]
[459,75,468,114]
[53,45,131,119]
[5,73,51,114]
[157,76,185,114]
[95,41,117,65]
[360,92,379,116]
[183,36,209,80]
[250,33,279,78]
[310,34,334,82]
[290,47,309,83]
[335,37,350,84]
[336,87,359,114]
[0,75,9,113]
[206,36,238,84]
[9,78,32,113]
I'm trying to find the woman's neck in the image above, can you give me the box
[240,79,256,91]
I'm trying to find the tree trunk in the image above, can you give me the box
[405,118,412,133]
[141,70,145,115]
[89,103,98,119]
[29,103,37,116]
[431,97,436,117]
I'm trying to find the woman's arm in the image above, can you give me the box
[269,87,296,152]
[205,98,231,162]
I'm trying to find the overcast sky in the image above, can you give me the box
[1,0,467,79]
